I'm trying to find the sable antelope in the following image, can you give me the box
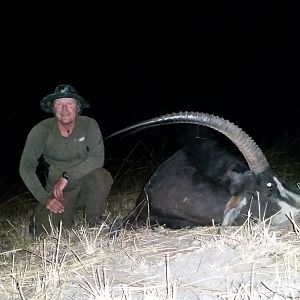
[107,112,300,231]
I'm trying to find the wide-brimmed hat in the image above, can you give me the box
[40,84,90,113]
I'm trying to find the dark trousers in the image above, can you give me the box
[32,168,113,235]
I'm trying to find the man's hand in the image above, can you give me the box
[52,176,68,199]
[45,176,68,213]
[45,195,65,213]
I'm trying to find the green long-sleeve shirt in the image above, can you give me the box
[19,116,105,204]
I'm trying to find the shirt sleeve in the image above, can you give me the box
[19,125,49,204]
[68,118,105,180]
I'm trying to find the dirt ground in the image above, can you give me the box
[51,224,300,300]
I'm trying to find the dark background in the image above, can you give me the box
[1,2,300,196]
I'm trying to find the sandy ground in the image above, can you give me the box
[52,224,300,300]
[1,222,300,300]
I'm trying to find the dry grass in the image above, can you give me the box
[1,141,300,299]
[1,214,300,299]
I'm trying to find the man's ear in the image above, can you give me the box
[221,196,247,226]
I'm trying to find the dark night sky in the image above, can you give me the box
[1,2,300,180]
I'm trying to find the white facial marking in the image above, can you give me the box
[271,200,300,224]
[271,176,300,224]
[273,176,287,197]
[222,197,247,227]
[273,176,300,204]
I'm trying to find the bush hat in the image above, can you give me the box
[40,84,90,113]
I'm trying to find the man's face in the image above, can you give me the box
[53,98,78,125]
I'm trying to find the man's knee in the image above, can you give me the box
[83,168,113,217]
[86,168,113,193]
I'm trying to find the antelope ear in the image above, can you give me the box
[221,196,247,226]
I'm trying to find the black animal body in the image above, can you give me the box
[107,112,300,231]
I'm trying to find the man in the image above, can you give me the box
[19,84,113,235]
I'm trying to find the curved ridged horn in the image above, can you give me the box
[106,111,270,174]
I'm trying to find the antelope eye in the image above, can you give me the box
[266,182,273,188]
